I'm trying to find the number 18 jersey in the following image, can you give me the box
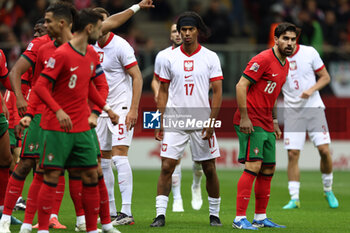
[233,48,289,132]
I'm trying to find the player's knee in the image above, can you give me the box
[81,169,98,184]
[15,159,35,176]
[202,161,216,178]
[288,150,300,161]
[318,145,330,158]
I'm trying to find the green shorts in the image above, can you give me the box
[20,114,43,159]
[235,125,276,165]
[0,113,9,137]
[8,128,22,148]
[40,129,98,170]
[91,128,101,158]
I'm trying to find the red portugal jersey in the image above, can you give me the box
[4,90,20,129]
[21,34,51,71]
[234,48,289,132]
[40,42,104,132]
[0,49,9,114]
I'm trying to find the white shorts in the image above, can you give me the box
[96,113,134,151]
[283,108,331,150]
[160,130,220,161]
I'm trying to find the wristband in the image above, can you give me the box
[103,104,111,112]
[129,4,140,14]
[273,119,278,124]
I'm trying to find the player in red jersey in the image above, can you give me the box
[32,9,118,233]
[232,22,297,230]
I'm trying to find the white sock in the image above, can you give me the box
[20,223,32,231]
[288,181,300,200]
[208,196,220,217]
[87,231,98,233]
[192,162,203,189]
[76,215,85,225]
[156,195,168,217]
[38,231,49,233]
[101,158,117,216]
[112,156,133,216]
[172,163,182,200]
[235,216,246,222]
[254,213,267,221]
[101,223,113,231]
[322,173,333,192]
[0,214,10,222]
[50,214,58,220]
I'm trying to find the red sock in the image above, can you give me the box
[23,173,43,224]
[69,177,84,217]
[82,184,100,232]
[52,175,65,216]
[2,172,25,215]
[0,167,10,206]
[254,172,273,214]
[98,176,111,224]
[236,169,257,216]
[37,181,56,231]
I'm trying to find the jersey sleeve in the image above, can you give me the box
[21,37,43,69]
[311,47,325,72]
[117,40,138,70]
[158,56,171,83]
[209,52,224,82]
[154,51,165,78]
[0,49,8,79]
[40,50,66,83]
[242,54,268,84]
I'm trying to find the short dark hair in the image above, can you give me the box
[45,2,77,26]
[176,11,210,39]
[93,7,110,18]
[35,18,45,25]
[274,22,298,38]
[74,8,103,32]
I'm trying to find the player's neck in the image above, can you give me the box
[272,46,286,64]
[55,28,73,46]
[182,41,199,56]
[98,32,110,47]
[70,33,88,55]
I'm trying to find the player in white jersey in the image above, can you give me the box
[281,44,339,209]
[150,12,223,227]
[151,23,204,213]
[92,8,143,225]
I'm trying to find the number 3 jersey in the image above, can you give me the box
[282,44,325,109]
[234,48,289,132]
[40,42,104,132]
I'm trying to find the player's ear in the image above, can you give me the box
[86,23,93,34]
[274,36,279,45]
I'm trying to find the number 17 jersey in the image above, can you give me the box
[233,48,289,132]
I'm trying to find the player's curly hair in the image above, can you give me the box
[176,11,210,39]
[74,8,104,32]
[46,2,77,27]
[274,22,298,38]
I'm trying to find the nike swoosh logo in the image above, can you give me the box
[272,73,278,77]
[70,66,79,72]
[211,149,217,154]
[185,75,192,79]
[9,190,18,194]
[118,137,126,140]
[118,180,125,185]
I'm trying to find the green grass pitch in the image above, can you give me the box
[8,170,350,233]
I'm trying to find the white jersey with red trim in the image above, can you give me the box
[154,46,173,78]
[93,33,137,116]
[282,44,325,108]
[159,44,223,112]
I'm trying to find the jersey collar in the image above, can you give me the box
[180,44,202,57]
[98,32,114,48]
[272,47,286,67]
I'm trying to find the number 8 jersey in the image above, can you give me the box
[233,48,289,132]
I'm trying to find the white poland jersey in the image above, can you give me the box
[282,44,325,108]
[158,44,223,118]
[154,46,173,78]
[93,33,137,116]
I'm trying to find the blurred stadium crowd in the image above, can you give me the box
[1,0,349,93]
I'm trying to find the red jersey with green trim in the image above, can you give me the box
[0,49,9,114]
[27,40,60,115]
[21,34,51,72]
[234,48,289,132]
[39,42,104,132]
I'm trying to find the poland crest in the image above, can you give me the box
[184,60,194,71]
